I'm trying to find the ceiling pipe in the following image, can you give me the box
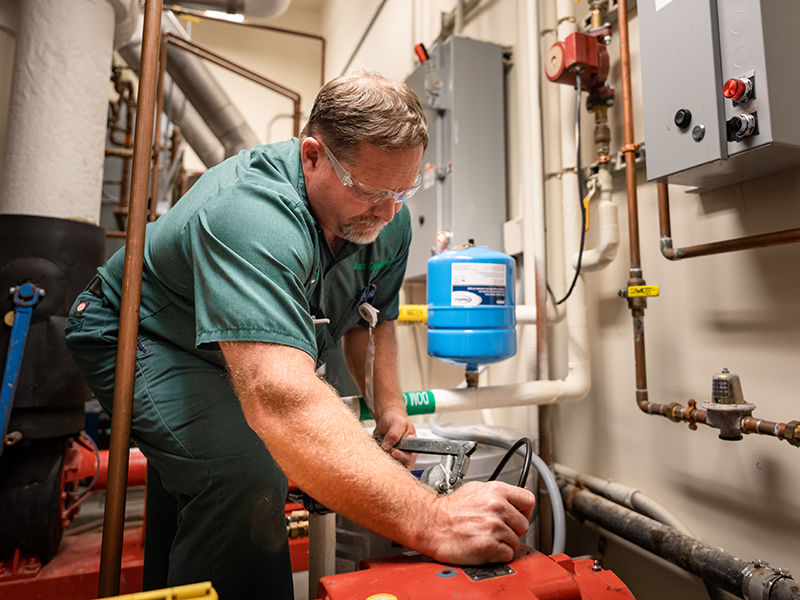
[159,11,260,156]
[166,4,326,88]
[118,16,227,167]
[164,33,302,137]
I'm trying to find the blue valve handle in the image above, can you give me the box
[1,283,43,457]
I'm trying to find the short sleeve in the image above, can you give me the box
[185,181,319,359]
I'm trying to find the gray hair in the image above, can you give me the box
[300,71,428,163]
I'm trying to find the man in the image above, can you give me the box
[65,72,534,598]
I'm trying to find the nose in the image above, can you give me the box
[372,199,400,223]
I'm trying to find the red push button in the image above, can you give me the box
[723,78,748,101]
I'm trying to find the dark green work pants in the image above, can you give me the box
[65,290,294,599]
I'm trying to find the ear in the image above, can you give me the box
[300,137,322,173]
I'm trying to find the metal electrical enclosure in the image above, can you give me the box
[639,0,800,191]
[404,37,506,279]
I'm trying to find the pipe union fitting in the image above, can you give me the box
[742,562,793,600]
[666,403,683,423]
[784,420,800,447]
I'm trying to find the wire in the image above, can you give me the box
[487,437,533,488]
[550,74,587,306]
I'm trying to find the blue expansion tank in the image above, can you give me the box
[427,246,516,370]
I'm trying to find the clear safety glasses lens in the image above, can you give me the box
[317,138,422,205]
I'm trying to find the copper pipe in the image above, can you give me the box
[150,38,169,222]
[97,0,163,596]
[117,93,135,231]
[164,33,302,137]
[106,231,128,239]
[741,417,786,438]
[166,4,326,87]
[618,6,799,447]
[658,181,800,260]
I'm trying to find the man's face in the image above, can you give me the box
[303,139,424,245]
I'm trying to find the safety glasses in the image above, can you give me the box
[315,138,422,205]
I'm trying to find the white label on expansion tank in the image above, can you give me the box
[451,262,506,306]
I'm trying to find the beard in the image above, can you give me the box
[340,215,387,244]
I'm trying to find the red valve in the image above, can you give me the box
[414,43,429,63]
[723,78,748,101]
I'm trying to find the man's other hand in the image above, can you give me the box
[374,407,417,470]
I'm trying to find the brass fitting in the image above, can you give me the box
[784,421,800,447]
[665,402,683,423]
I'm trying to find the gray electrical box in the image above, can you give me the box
[404,37,506,279]
[640,0,800,191]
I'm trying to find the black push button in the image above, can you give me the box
[674,109,692,129]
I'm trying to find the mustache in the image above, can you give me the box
[346,215,386,228]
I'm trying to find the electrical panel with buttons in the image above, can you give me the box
[639,0,800,191]
[403,37,507,279]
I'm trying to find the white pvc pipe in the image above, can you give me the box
[523,0,549,381]
[573,168,620,271]
[516,303,566,325]
[0,0,137,224]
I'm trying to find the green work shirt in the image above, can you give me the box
[98,138,411,368]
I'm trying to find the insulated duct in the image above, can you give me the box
[118,11,259,162]
[117,39,226,168]
[160,11,260,156]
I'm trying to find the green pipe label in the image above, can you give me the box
[358,390,436,420]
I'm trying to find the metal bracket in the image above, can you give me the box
[742,560,793,600]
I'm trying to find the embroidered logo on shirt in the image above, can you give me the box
[354,259,391,271]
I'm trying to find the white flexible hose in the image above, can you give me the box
[554,463,694,535]
[429,414,567,555]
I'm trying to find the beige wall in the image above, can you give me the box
[0,0,795,595]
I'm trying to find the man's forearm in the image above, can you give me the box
[223,341,433,549]
[221,340,535,565]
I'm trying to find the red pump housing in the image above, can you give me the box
[316,546,636,600]
[546,31,610,91]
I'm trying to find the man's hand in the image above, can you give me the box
[422,481,535,565]
[374,407,417,470]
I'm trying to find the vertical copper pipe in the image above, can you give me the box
[116,91,135,231]
[97,0,163,596]
[149,39,168,223]
[617,0,642,275]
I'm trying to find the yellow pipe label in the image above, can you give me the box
[398,305,428,323]
[628,285,660,297]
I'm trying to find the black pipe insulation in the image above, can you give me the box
[560,483,800,600]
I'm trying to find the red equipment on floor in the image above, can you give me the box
[0,527,145,600]
[1,445,310,599]
[315,545,636,600]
